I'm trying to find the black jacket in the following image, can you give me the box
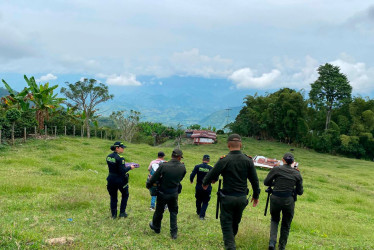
[149,159,186,194]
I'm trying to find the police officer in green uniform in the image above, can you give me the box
[147,149,186,239]
[106,142,135,219]
[203,134,261,250]
[264,152,303,250]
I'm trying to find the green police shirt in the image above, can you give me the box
[203,150,261,199]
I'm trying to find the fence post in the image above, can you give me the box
[54,126,57,137]
[45,125,47,137]
[0,129,2,144]
[95,129,97,138]
[73,126,75,136]
[64,126,67,136]
[101,130,102,139]
[24,127,26,142]
[11,122,15,145]
[34,126,37,135]
[81,127,83,138]
[105,131,107,140]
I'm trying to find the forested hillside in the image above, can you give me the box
[229,64,374,160]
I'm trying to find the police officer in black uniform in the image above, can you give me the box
[147,149,186,239]
[106,141,135,219]
[264,152,303,250]
[203,134,261,250]
[190,154,213,220]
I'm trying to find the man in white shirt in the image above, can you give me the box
[147,151,165,210]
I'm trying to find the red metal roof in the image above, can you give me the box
[190,130,217,140]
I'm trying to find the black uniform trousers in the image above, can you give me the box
[195,187,211,218]
[220,195,248,250]
[152,192,179,236]
[269,195,295,250]
[107,178,129,218]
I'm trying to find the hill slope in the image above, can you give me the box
[0,136,373,249]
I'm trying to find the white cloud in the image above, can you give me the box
[106,74,142,86]
[229,68,281,89]
[344,5,374,34]
[37,73,57,82]
[292,55,319,87]
[330,57,374,95]
[170,48,233,78]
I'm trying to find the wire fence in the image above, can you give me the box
[0,125,118,145]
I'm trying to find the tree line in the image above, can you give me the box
[0,76,184,146]
[229,63,374,160]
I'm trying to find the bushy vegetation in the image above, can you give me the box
[0,136,373,249]
[229,64,374,160]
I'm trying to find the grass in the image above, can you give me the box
[0,136,373,249]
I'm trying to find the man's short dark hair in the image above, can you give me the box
[227,134,241,142]
[172,149,183,158]
[283,152,294,164]
[158,151,165,158]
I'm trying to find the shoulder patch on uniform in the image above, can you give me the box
[220,155,226,159]
[245,154,252,159]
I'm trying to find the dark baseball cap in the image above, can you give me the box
[158,151,165,157]
[172,148,183,158]
[203,154,210,160]
[283,152,294,161]
[113,141,126,148]
[227,134,242,142]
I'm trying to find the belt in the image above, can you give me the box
[160,187,178,194]
[272,191,293,197]
[221,190,247,197]
[108,173,120,177]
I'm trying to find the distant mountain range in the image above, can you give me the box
[98,76,248,129]
[1,76,251,129]
[0,87,8,97]
[199,106,242,129]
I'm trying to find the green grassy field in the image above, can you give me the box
[0,136,373,249]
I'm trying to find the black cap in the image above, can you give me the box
[227,134,241,142]
[283,152,294,161]
[203,154,210,160]
[113,141,126,148]
[172,148,183,158]
[158,151,165,157]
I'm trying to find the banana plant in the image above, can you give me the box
[1,79,32,111]
[24,75,65,131]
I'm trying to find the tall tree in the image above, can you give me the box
[61,78,113,138]
[110,110,140,142]
[309,63,352,130]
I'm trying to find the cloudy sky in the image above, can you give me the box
[1,0,374,96]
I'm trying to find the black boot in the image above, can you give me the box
[119,212,128,218]
[111,210,117,219]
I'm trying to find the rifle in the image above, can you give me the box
[293,189,297,202]
[264,186,272,216]
[216,179,222,219]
